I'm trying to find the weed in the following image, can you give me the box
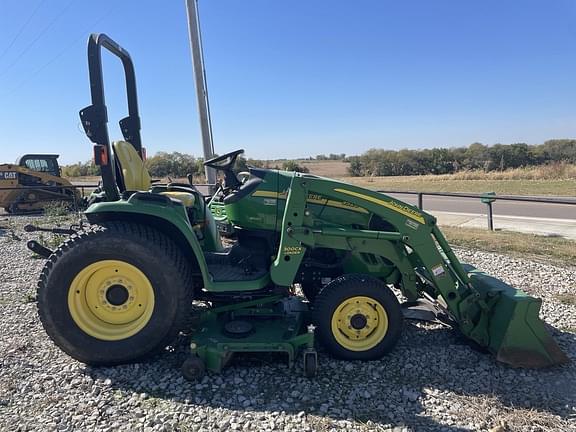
[555,293,576,306]
[22,293,36,303]
[44,201,72,217]
[0,218,21,241]
[30,231,65,259]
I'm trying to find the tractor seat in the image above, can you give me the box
[112,141,195,207]
[161,191,195,207]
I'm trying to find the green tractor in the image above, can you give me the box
[35,34,567,380]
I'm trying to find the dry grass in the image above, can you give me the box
[300,160,350,177]
[343,176,575,196]
[430,392,572,432]
[430,163,576,181]
[340,162,576,196]
[442,226,576,265]
[555,293,576,306]
[303,160,576,181]
[66,162,576,196]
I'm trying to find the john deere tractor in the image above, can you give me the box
[35,34,567,380]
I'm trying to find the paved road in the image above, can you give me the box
[388,193,576,221]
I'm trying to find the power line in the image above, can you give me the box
[1,5,116,98]
[0,0,47,63]
[0,0,75,78]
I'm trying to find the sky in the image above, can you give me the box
[1,0,575,164]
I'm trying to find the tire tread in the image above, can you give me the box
[312,273,403,360]
[37,222,195,365]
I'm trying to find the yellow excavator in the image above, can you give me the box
[0,154,80,213]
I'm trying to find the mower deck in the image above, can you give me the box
[184,295,317,379]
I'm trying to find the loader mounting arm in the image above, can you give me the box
[270,174,474,323]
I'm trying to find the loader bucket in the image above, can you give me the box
[465,266,569,368]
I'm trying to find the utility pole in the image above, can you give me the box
[185,0,216,186]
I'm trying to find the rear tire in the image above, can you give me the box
[37,222,194,365]
[313,274,403,360]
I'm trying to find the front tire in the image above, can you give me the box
[37,222,194,365]
[313,274,403,360]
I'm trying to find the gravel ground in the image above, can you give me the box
[0,214,575,432]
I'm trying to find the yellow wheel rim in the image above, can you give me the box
[68,260,155,341]
[331,296,388,351]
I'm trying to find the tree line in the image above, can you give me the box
[61,152,310,178]
[61,139,575,178]
[348,139,576,176]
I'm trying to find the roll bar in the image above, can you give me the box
[79,33,142,201]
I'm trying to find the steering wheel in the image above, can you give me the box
[204,149,244,169]
[203,149,244,190]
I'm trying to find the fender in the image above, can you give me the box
[85,192,213,289]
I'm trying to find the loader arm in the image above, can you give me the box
[271,173,568,367]
[270,174,483,336]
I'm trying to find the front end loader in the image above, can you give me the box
[34,34,568,380]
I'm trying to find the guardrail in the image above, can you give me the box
[3,184,575,233]
[377,190,576,230]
